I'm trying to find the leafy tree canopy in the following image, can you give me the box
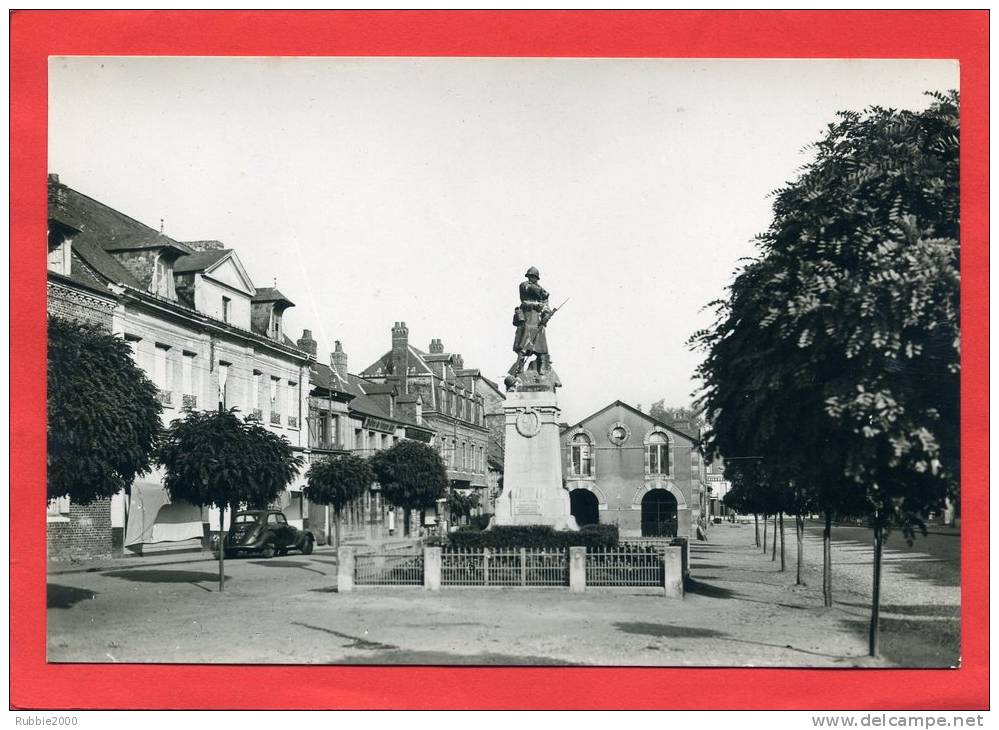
[693,91,959,533]
[155,408,304,511]
[648,401,705,434]
[370,440,448,512]
[304,453,373,513]
[47,316,162,503]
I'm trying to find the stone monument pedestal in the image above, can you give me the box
[492,386,577,531]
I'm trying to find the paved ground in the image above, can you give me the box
[47,522,959,667]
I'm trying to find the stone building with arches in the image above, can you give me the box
[560,401,703,539]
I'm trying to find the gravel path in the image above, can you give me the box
[47,522,958,666]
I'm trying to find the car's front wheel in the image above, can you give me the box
[260,541,276,559]
[301,536,314,555]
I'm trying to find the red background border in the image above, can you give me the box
[10,10,989,710]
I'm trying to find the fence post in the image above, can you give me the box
[569,546,586,592]
[663,546,683,598]
[520,548,527,586]
[337,546,355,593]
[483,547,491,587]
[424,546,441,591]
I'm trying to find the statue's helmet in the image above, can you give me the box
[525,266,540,279]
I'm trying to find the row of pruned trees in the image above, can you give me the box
[48,315,452,591]
[694,91,960,657]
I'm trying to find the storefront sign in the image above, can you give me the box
[405,427,433,442]
[364,416,396,434]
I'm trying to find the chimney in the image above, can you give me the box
[453,353,464,370]
[391,321,409,393]
[48,173,59,185]
[332,340,348,378]
[296,329,317,358]
[429,338,444,354]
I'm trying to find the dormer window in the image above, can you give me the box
[152,254,176,299]
[47,220,76,276]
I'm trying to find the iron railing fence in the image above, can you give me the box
[585,545,663,587]
[354,550,424,586]
[441,548,569,587]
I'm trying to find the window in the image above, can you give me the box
[479,446,484,473]
[154,344,173,405]
[124,334,142,368]
[153,255,175,299]
[181,352,198,408]
[354,428,363,451]
[287,381,298,427]
[648,433,670,475]
[221,296,231,323]
[251,371,262,416]
[271,311,282,339]
[270,377,281,424]
[217,362,229,409]
[317,411,329,447]
[570,434,592,476]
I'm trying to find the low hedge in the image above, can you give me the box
[446,523,619,549]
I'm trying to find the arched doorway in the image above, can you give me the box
[570,489,600,527]
[641,489,678,537]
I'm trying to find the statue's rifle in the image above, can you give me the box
[524,297,569,351]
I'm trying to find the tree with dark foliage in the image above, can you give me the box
[47,316,161,504]
[304,454,373,549]
[370,440,448,537]
[693,92,959,657]
[155,408,304,591]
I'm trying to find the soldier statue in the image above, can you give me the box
[506,266,561,390]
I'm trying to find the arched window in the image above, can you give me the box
[647,432,670,475]
[570,433,592,477]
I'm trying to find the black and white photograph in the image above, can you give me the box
[46,56,960,668]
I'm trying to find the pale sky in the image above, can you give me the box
[49,57,958,424]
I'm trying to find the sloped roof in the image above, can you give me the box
[359,344,433,378]
[562,400,698,444]
[174,249,232,273]
[69,236,143,289]
[49,180,192,256]
[251,287,295,307]
[103,232,193,255]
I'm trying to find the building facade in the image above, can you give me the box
[300,333,435,542]
[359,323,495,513]
[48,175,312,557]
[560,401,700,539]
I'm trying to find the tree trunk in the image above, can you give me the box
[796,513,805,586]
[869,518,884,658]
[334,506,342,550]
[403,508,411,537]
[779,512,786,571]
[218,504,226,593]
[771,514,778,562]
[754,513,760,547]
[325,504,332,547]
[762,514,768,553]
[823,511,833,608]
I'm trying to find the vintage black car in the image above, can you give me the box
[223,510,315,558]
